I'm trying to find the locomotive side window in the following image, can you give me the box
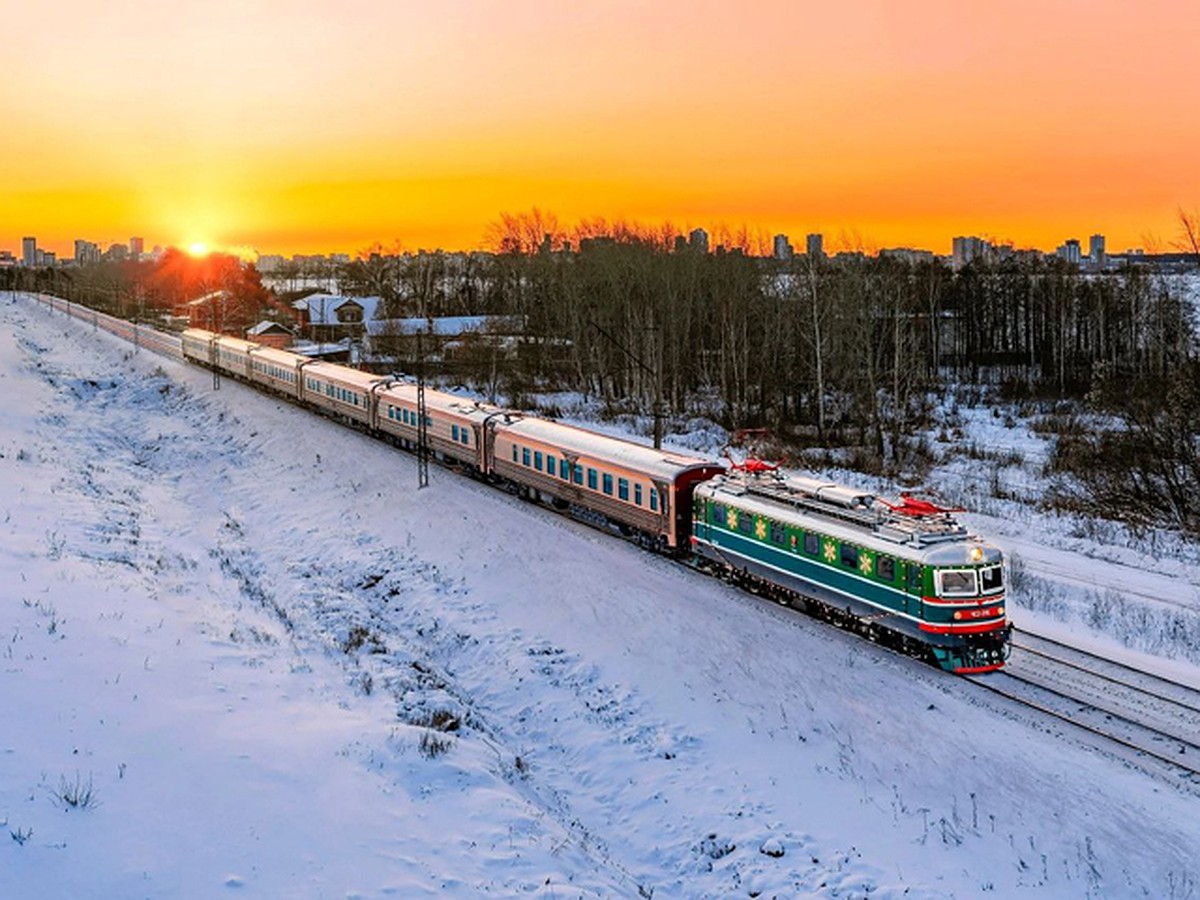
[840,544,858,568]
[560,459,570,480]
[981,565,1003,592]
[804,532,820,555]
[574,464,584,485]
[770,522,785,545]
[618,478,629,501]
[938,569,978,597]
[587,468,598,490]
[547,454,556,472]
[522,448,531,467]
[602,473,613,495]
[650,489,658,511]
[878,556,895,582]
[711,502,724,524]
[738,512,753,535]
[635,483,643,506]
[512,444,518,462]
[534,451,543,471]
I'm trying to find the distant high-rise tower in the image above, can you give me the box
[1089,234,1105,266]
[688,228,709,254]
[1056,239,1082,265]
[806,233,824,259]
[75,239,101,265]
[951,235,990,269]
[772,234,793,260]
[130,236,144,261]
[22,236,36,267]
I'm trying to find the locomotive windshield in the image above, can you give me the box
[937,569,978,597]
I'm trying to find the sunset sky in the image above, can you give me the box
[4,0,1199,259]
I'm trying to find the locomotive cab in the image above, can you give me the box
[921,542,1010,673]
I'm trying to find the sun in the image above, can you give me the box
[186,241,209,257]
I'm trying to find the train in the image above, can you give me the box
[177,325,1010,675]
[15,286,1013,674]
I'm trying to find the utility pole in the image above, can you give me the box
[207,290,220,391]
[416,327,429,489]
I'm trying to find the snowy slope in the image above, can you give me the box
[2,292,1198,899]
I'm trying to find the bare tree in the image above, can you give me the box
[1177,207,1200,255]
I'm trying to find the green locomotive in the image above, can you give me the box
[691,468,1009,673]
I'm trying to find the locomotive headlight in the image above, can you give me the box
[997,606,1005,617]
[953,611,963,620]
[970,546,984,562]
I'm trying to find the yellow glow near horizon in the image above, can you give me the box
[186,242,209,258]
[2,1,1199,258]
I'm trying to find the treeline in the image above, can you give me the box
[0,249,271,333]
[1052,361,1200,535]
[946,259,1193,392]
[454,219,1194,467]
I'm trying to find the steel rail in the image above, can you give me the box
[964,671,1200,781]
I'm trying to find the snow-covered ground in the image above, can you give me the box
[2,291,1198,898]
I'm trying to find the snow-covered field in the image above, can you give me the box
[2,291,1198,899]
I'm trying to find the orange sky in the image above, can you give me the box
[4,1,1199,258]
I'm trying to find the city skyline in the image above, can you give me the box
[8,226,1164,272]
[4,1,1198,257]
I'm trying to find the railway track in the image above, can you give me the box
[1012,628,1200,714]
[965,627,1200,785]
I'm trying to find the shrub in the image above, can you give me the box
[342,624,386,654]
[418,730,453,759]
[55,772,99,810]
[424,709,461,732]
